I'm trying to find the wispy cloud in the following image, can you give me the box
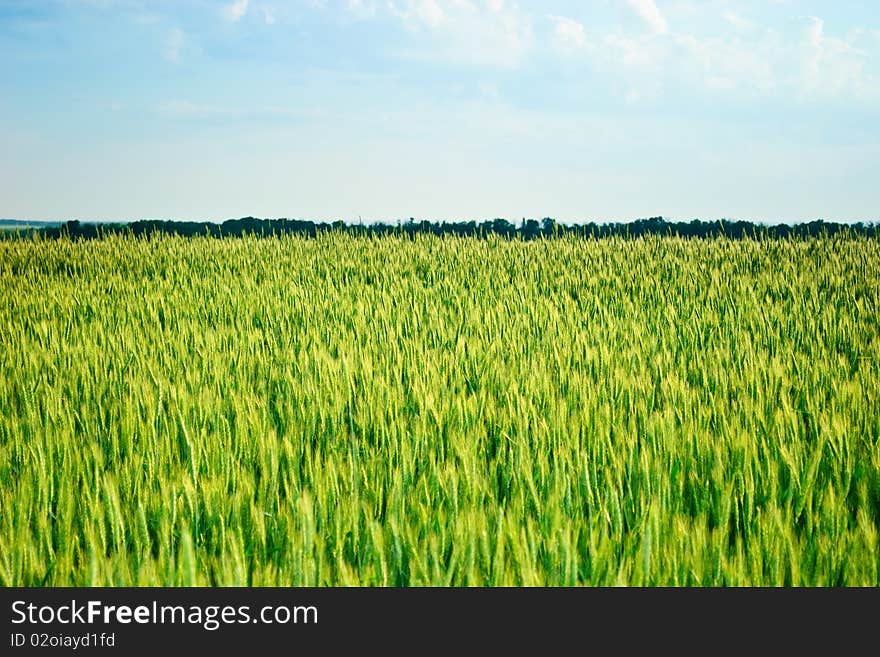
[722,10,753,32]
[162,27,184,62]
[222,0,249,22]
[672,33,774,94]
[799,16,872,101]
[547,14,586,50]
[387,1,446,30]
[541,7,877,105]
[625,0,668,35]
[374,1,534,69]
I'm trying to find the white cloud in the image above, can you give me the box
[417,0,445,28]
[323,0,876,103]
[547,14,586,49]
[673,33,774,93]
[625,0,668,35]
[388,1,446,29]
[539,6,879,105]
[378,1,533,68]
[262,7,276,24]
[602,33,667,72]
[799,15,872,101]
[162,27,184,62]
[805,15,823,48]
[801,15,825,94]
[722,11,753,32]
[222,0,249,22]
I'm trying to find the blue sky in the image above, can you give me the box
[1,1,878,224]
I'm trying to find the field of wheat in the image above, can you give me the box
[1,232,878,585]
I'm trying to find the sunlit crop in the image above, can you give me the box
[1,232,878,585]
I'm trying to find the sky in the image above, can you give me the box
[1,1,879,225]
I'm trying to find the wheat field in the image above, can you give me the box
[1,232,878,585]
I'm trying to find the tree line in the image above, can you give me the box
[26,216,880,240]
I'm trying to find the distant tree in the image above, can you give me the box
[22,214,877,242]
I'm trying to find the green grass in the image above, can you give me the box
[1,232,878,585]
